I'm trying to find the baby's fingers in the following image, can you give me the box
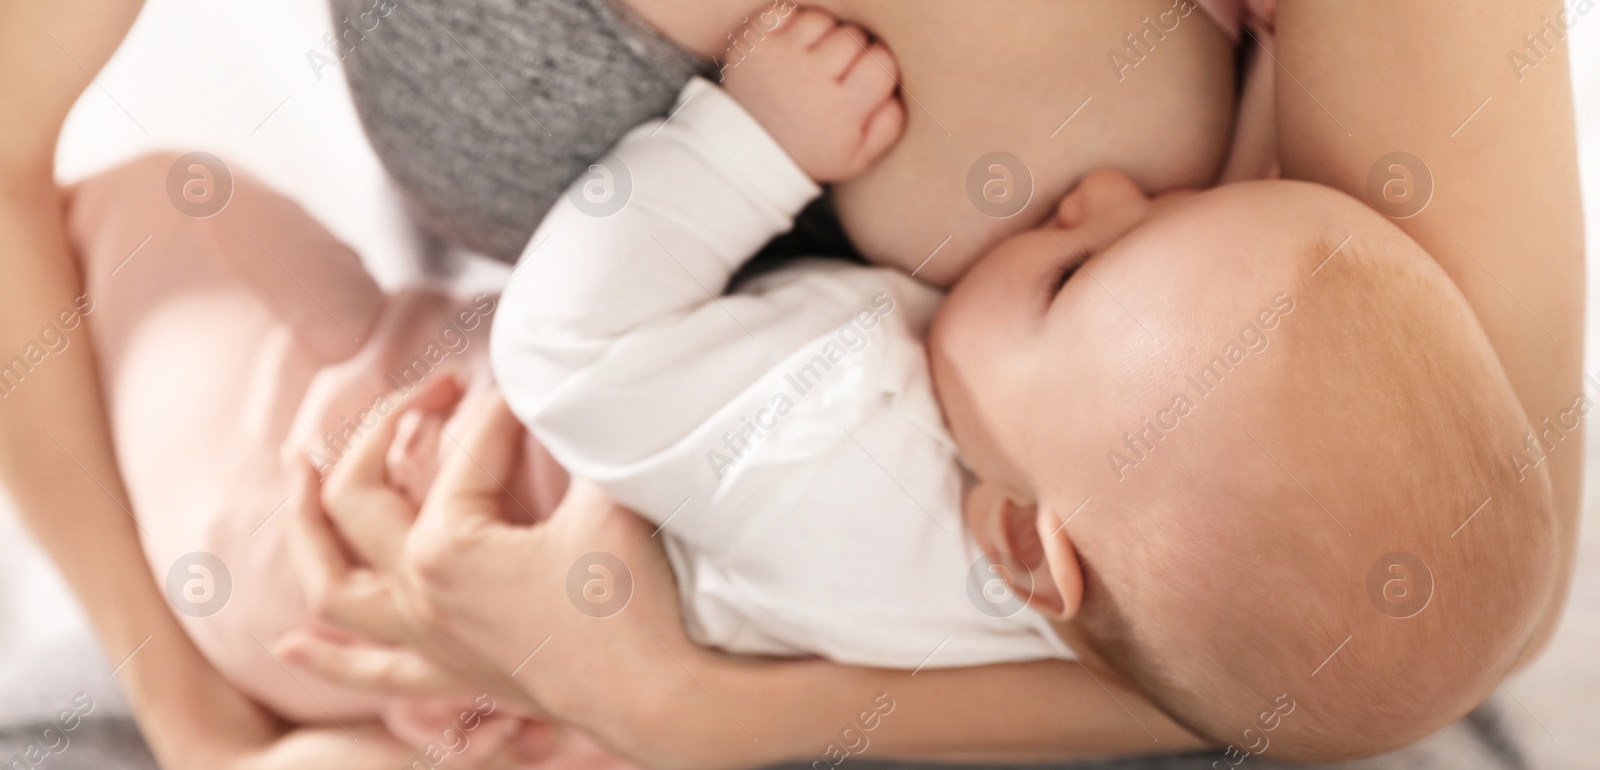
[318,375,464,571]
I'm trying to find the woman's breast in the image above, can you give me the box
[814,0,1238,286]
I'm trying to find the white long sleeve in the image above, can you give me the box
[493,77,841,553]
[492,78,1069,668]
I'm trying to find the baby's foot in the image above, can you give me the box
[721,7,905,183]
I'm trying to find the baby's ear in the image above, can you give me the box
[963,484,1083,621]
[1033,503,1085,621]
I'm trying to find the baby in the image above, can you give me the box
[493,4,1555,764]
[61,3,1260,766]
[60,1,1552,767]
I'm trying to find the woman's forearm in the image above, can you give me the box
[611,646,1201,770]
[432,488,1200,770]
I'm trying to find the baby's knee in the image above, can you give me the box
[64,153,381,360]
[64,152,226,277]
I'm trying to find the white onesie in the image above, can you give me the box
[492,77,1069,669]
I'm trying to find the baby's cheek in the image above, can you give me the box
[387,409,447,507]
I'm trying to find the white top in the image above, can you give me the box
[492,77,1068,668]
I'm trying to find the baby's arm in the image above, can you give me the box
[491,8,902,539]
[484,14,1203,765]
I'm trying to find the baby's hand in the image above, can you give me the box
[721,7,905,183]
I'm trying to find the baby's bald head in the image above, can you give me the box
[1064,223,1557,760]
[934,180,1559,759]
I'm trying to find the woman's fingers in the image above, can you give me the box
[275,630,467,697]
[285,458,413,643]
[318,374,465,572]
[419,388,529,531]
[286,458,352,602]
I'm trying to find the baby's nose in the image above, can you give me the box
[1054,169,1153,230]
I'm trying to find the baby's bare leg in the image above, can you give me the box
[63,153,389,722]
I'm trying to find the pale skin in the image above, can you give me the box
[932,171,1559,756]
[1274,2,1585,668]
[282,12,1205,764]
[635,0,1238,286]
[585,0,1591,684]
[0,3,1171,768]
[0,2,1581,770]
[287,1,1583,766]
[0,2,1190,766]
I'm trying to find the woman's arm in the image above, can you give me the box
[0,3,281,766]
[1,5,472,768]
[620,648,1199,769]
[1273,0,1585,667]
[401,477,1200,769]
[289,389,1201,770]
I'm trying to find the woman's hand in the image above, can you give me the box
[397,400,693,735]
[277,374,541,711]
[277,452,481,700]
[279,382,697,760]
[284,384,1203,770]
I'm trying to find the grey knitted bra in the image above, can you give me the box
[328,0,707,263]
